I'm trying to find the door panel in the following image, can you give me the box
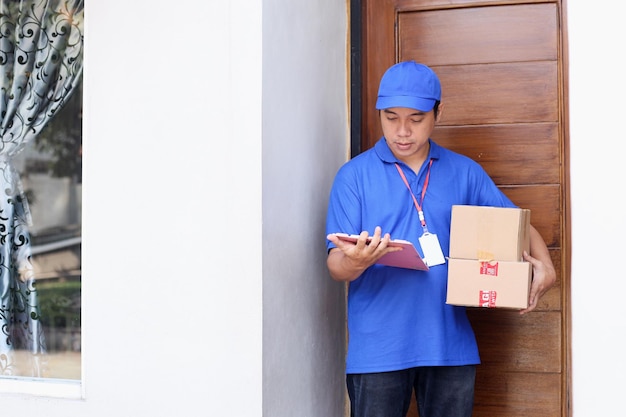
[433,62,559,125]
[474,370,562,415]
[398,4,558,65]
[432,123,560,185]
[360,0,569,415]
[472,310,562,371]
[502,185,561,246]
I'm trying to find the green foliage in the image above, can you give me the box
[36,280,81,329]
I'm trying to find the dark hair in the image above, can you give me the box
[377,101,441,117]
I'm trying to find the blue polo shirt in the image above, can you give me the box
[326,138,516,374]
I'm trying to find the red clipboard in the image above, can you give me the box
[331,233,429,271]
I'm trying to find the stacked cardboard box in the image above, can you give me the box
[446,205,532,309]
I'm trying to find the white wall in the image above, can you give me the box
[0,0,617,416]
[261,0,348,415]
[84,0,265,415]
[0,0,346,416]
[568,1,626,415]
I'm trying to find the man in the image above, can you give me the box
[325,61,556,417]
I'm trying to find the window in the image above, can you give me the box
[0,0,83,392]
[14,83,82,381]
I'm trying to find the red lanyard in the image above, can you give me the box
[395,159,433,233]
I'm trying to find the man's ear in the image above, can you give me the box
[435,102,444,122]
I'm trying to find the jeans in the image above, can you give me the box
[346,365,476,417]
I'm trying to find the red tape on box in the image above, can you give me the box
[479,290,497,308]
[479,261,499,276]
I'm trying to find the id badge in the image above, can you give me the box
[419,232,446,266]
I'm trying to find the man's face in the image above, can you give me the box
[379,107,438,165]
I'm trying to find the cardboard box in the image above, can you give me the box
[449,205,530,262]
[446,205,532,309]
[446,259,532,308]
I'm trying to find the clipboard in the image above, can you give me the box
[331,233,429,271]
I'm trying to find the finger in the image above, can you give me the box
[523,250,537,265]
[327,234,341,245]
[352,231,371,249]
[519,295,538,315]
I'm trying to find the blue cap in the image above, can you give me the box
[375,61,441,112]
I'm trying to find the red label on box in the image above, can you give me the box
[479,290,497,308]
[479,261,499,276]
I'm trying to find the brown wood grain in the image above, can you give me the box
[473,370,562,416]
[431,123,560,185]
[433,62,559,126]
[468,310,561,371]
[398,4,558,66]
[501,185,561,248]
[362,0,395,146]
[395,0,555,11]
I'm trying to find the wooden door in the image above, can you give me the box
[357,0,570,415]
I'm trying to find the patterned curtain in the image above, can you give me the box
[0,0,83,377]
